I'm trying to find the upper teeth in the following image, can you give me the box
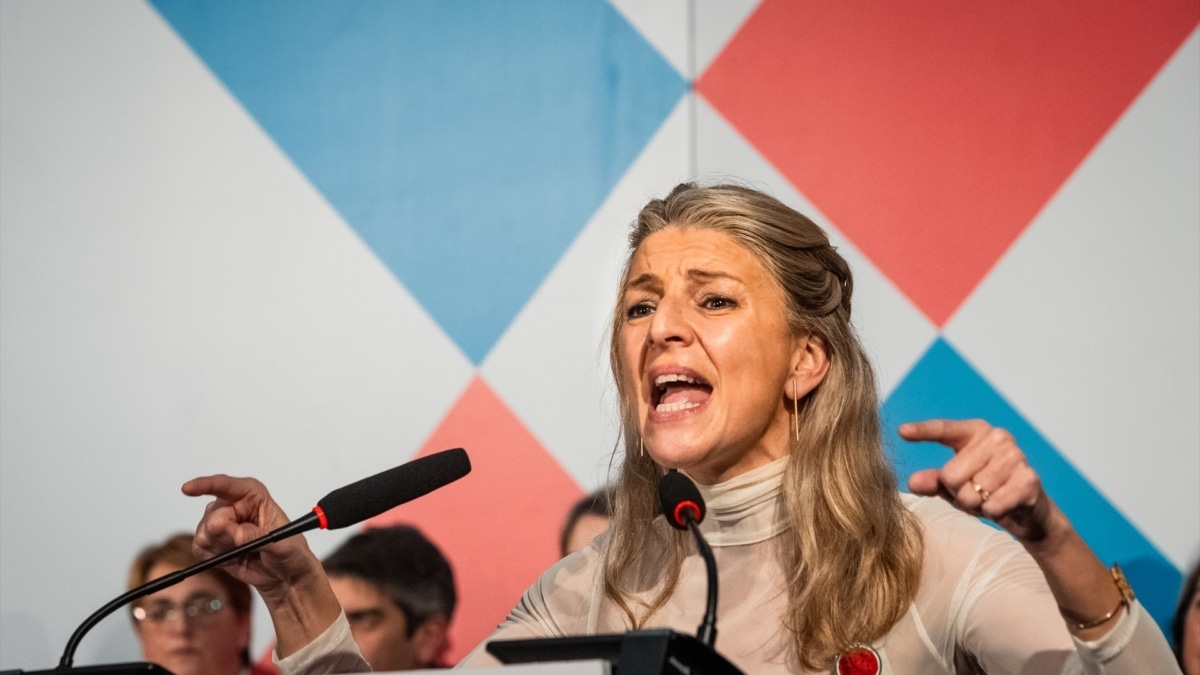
[655,374,700,386]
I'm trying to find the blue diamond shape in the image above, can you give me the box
[150,0,687,363]
[882,338,1180,634]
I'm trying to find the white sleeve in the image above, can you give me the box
[274,612,370,675]
[1071,601,1181,675]
[913,497,1180,675]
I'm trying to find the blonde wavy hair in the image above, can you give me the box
[603,183,924,670]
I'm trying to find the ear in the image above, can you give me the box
[411,614,450,667]
[787,335,830,400]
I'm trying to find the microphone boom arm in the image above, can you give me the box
[685,518,718,647]
[57,448,470,669]
[58,512,320,668]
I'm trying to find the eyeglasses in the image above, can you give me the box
[131,594,226,628]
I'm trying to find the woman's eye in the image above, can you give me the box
[701,295,736,310]
[626,302,654,319]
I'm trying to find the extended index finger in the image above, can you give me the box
[898,418,990,451]
[181,474,260,501]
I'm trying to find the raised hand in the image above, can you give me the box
[182,473,322,596]
[900,418,1054,544]
[900,418,1141,640]
[183,474,343,657]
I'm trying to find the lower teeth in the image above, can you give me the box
[657,401,699,413]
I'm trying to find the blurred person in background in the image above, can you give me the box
[128,533,273,675]
[322,525,456,671]
[559,487,613,557]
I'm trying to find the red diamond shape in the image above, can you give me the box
[698,1,1198,325]
[367,376,583,663]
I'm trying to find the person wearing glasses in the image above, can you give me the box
[127,533,274,675]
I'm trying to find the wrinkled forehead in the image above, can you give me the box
[623,226,769,288]
[140,565,228,603]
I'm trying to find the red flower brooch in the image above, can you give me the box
[834,644,881,675]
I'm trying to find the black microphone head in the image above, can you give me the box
[314,448,470,530]
[658,470,705,530]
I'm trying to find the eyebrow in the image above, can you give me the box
[147,592,217,606]
[344,608,385,620]
[625,272,656,290]
[626,269,739,290]
[687,269,738,283]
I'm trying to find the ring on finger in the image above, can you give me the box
[972,481,990,503]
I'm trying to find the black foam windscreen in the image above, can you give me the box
[658,470,706,530]
[315,448,470,530]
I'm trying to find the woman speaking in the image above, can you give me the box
[185,183,1177,673]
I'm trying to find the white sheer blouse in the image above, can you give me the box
[280,458,1178,674]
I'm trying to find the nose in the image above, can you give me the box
[647,296,691,347]
[162,611,194,636]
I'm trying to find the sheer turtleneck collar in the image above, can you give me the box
[682,456,788,547]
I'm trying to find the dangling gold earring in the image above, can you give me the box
[640,436,645,458]
[792,377,800,442]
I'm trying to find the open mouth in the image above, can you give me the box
[651,372,713,413]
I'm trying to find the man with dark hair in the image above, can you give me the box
[323,525,456,671]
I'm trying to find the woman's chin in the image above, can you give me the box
[646,445,712,474]
[155,649,231,675]
[157,656,201,675]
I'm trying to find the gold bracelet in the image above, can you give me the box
[1062,564,1136,630]
[1069,597,1127,630]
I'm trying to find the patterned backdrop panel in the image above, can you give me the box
[0,0,1195,669]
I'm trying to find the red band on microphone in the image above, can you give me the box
[313,505,329,530]
[673,500,700,528]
